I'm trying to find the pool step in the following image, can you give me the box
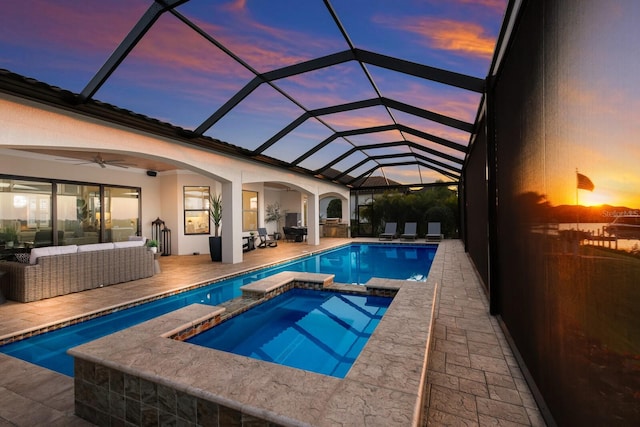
[324,282,368,293]
[240,271,334,298]
[239,272,407,300]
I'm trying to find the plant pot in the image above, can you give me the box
[209,236,222,262]
[149,246,157,254]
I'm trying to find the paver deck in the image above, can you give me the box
[0,239,545,426]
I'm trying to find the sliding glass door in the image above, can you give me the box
[0,178,52,249]
[56,183,100,245]
[1,175,141,256]
[105,186,140,242]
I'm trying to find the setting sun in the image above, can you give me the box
[545,169,640,209]
[577,191,615,207]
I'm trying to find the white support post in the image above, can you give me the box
[221,180,243,263]
[342,195,350,229]
[307,192,320,245]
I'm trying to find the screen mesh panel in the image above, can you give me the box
[463,119,488,290]
[491,1,639,424]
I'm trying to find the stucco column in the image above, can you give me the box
[342,196,350,231]
[306,192,320,245]
[221,180,242,263]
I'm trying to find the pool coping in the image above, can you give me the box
[0,241,438,345]
[0,248,350,345]
[68,250,441,426]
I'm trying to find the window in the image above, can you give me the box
[0,178,52,249]
[184,186,210,235]
[243,190,258,232]
[0,175,141,256]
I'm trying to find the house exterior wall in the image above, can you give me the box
[0,93,349,258]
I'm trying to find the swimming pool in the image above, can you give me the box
[186,288,391,378]
[0,243,435,376]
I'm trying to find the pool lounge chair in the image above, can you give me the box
[257,228,277,248]
[400,222,418,240]
[426,222,443,241]
[378,222,398,240]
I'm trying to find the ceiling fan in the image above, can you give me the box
[57,154,133,169]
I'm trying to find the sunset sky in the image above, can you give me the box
[0,0,508,186]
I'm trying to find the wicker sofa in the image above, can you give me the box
[0,241,155,303]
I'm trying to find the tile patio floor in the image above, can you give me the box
[0,239,545,426]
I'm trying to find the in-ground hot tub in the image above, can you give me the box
[69,270,439,426]
[186,288,392,378]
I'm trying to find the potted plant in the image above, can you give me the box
[209,193,223,261]
[146,239,159,254]
[2,226,18,248]
[265,202,285,240]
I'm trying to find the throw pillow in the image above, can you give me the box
[15,252,30,263]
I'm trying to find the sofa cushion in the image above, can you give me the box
[77,242,116,253]
[29,245,78,264]
[113,240,145,248]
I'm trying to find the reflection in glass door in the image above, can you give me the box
[0,179,52,253]
[57,184,100,245]
[357,205,373,236]
[105,186,140,242]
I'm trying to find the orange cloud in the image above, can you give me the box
[321,107,392,131]
[373,15,497,59]
[410,19,495,58]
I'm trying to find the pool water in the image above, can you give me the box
[318,244,433,283]
[0,244,435,376]
[186,289,391,378]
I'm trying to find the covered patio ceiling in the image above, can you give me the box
[0,0,508,188]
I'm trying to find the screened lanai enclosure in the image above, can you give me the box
[1,0,639,425]
[0,0,492,188]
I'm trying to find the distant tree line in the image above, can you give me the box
[356,183,458,238]
[514,191,639,224]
